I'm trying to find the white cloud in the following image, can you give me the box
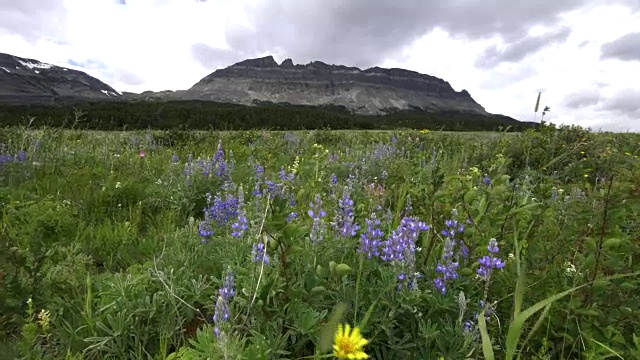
[0,0,639,131]
[383,5,640,131]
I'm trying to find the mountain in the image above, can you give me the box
[0,51,510,120]
[170,55,488,115]
[0,52,120,105]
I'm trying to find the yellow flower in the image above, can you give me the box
[333,323,368,359]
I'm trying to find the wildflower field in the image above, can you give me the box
[1,125,640,359]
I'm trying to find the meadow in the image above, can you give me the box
[1,124,639,359]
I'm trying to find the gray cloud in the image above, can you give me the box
[475,27,572,69]
[602,88,640,118]
[479,64,537,89]
[600,32,640,62]
[113,68,145,86]
[190,0,637,71]
[563,89,601,108]
[190,42,248,69]
[0,0,67,40]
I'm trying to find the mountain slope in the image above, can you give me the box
[0,52,517,122]
[175,55,488,115]
[0,52,120,105]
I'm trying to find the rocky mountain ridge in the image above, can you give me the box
[0,52,120,105]
[1,51,502,118]
[176,55,487,115]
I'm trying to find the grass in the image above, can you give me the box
[1,124,639,359]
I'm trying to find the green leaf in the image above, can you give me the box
[463,189,477,204]
[287,245,304,255]
[304,271,318,291]
[311,286,326,294]
[319,303,347,353]
[329,261,337,275]
[620,282,637,290]
[504,271,640,360]
[583,254,596,268]
[592,279,611,292]
[316,265,330,279]
[478,311,495,360]
[602,238,622,250]
[335,263,352,277]
[459,268,475,277]
[357,300,378,332]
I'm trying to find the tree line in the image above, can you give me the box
[0,100,539,132]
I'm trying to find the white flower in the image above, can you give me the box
[115,182,122,188]
[564,261,577,276]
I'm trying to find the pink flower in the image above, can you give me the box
[139,150,145,158]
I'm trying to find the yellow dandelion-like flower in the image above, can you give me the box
[333,323,368,359]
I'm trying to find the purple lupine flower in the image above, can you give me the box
[264,180,278,198]
[482,176,492,186]
[255,164,264,176]
[433,237,458,294]
[212,270,235,337]
[358,214,384,259]
[286,212,299,222]
[478,300,494,321]
[198,194,214,243]
[252,182,262,197]
[214,140,225,163]
[476,238,505,279]
[231,187,248,238]
[381,217,429,262]
[231,211,248,238]
[16,150,27,162]
[462,319,475,335]
[198,217,213,244]
[183,154,193,185]
[0,149,28,164]
[381,217,430,291]
[371,143,398,159]
[171,153,179,164]
[252,164,264,197]
[251,243,270,265]
[209,193,240,226]
[212,140,230,180]
[332,186,359,238]
[397,271,424,292]
[199,158,211,177]
[433,218,467,294]
[220,270,235,299]
[308,194,327,244]
[284,132,300,146]
[331,174,338,186]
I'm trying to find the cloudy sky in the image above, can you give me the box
[1,0,639,131]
